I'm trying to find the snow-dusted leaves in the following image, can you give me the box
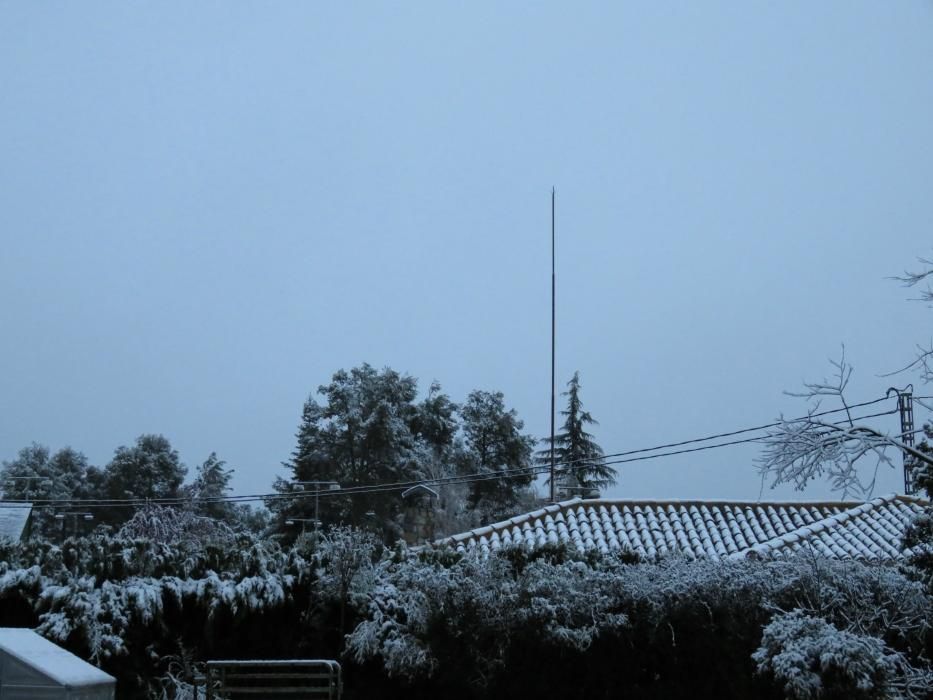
[753,610,899,700]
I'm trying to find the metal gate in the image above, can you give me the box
[199,660,342,699]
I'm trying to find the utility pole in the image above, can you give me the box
[892,386,917,495]
[295,481,341,532]
[550,187,557,503]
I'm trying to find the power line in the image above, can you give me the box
[7,399,901,510]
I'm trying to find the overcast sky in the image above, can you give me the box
[2,3,932,505]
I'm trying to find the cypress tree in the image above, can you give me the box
[539,371,616,495]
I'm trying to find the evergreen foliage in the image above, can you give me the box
[276,365,457,541]
[276,366,537,538]
[537,371,616,495]
[184,452,235,522]
[104,434,186,501]
[0,520,931,699]
[1,444,94,538]
[753,610,902,700]
[101,434,186,525]
[458,390,536,522]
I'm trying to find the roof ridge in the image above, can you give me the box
[546,495,901,509]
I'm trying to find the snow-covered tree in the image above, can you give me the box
[98,434,186,527]
[758,256,933,499]
[757,349,933,498]
[458,390,536,522]
[105,434,186,502]
[276,365,457,541]
[116,504,237,549]
[537,371,616,496]
[314,525,382,634]
[184,452,235,521]
[1,444,94,538]
[758,343,933,500]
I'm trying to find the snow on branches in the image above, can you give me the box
[117,504,237,548]
[757,349,930,498]
[892,257,933,385]
[753,610,901,700]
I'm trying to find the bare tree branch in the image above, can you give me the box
[885,256,933,382]
[891,256,933,303]
[758,351,931,499]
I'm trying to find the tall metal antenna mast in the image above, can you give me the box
[550,187,557,503]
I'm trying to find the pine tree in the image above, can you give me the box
[538,372,616,496]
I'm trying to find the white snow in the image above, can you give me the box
[0,627,115,688]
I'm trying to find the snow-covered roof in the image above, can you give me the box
[0,627,115,688]
[0,502,31,541]
[441,494,927,562]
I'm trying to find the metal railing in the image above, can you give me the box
[196,660,342,699]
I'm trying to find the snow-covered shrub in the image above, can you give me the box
[515,558,628,651]
[118,504,237,548]
[753,610,900,700]
[345,557,449,678]
[346,546,631,683]
[313,526,382,633]
[344,548,933,698]
[902,508,933,592]
[35,576,133,663]
[1,524,931,700]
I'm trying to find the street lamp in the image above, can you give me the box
[284,517,319,534]
[294,481,341,533]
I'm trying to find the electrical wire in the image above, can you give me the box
[4,399,903,510]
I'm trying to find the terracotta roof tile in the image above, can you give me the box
[442,494,927,561]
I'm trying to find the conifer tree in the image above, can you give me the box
[276,364,456,541]
[459,390,536,521]
[538,371,616,495]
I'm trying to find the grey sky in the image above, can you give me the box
[2,3,932,504]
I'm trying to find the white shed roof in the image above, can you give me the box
[0,503,31,541]
[0,628,114,688]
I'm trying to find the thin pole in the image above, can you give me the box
[550,188,556,502]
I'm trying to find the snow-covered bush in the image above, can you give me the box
[347,547,630,684]
[753,610,900,699]
[117,504,237,548]
[515,558,628,651]
[1,525,931,700]
[344,548,933,698]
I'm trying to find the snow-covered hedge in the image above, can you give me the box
[1,525,932,699]
[345,546,933,698]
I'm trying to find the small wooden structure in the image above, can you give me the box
[199,660,341,699]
